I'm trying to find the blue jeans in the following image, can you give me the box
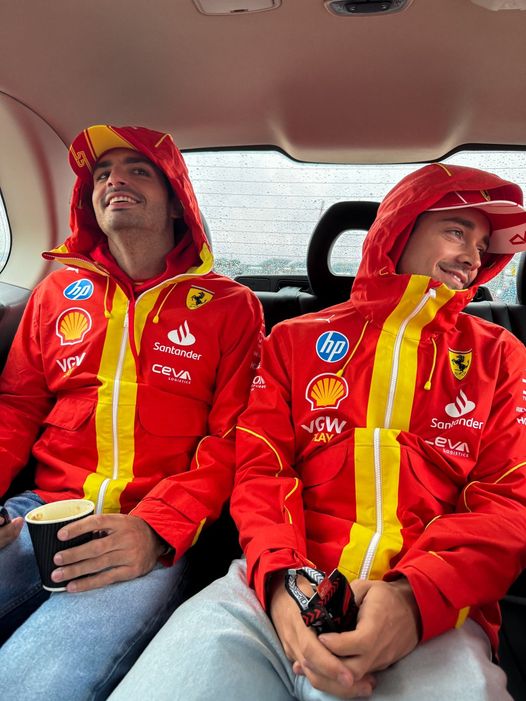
[110,558,512,701]
[0,492,193,701]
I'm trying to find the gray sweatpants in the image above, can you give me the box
[110,558,512,701]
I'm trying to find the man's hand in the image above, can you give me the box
[318,578,420,681]
[269,574,376,699]
[0,514,23,549]
[51,513,167,592]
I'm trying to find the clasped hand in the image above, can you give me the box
[270,574,420,699]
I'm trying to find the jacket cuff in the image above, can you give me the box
[386,553,465,642]
[130,496,199,562]
[244,525,313,608]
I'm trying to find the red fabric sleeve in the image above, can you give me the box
[0,285,55,497]
[232,324,313,607]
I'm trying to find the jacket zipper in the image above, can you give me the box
[359,288,436,579]
[384,288,436,428]
[95,304,130,513]
[359,427,382,578]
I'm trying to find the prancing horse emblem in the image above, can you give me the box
[448,349,472,381]
[186,286,214,310]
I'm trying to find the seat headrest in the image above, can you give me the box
[472,285,493,302]
[307,201,379,301]
[306,202,498,304]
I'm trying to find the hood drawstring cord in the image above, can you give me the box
[424,337,437,391]
[337,319,370,378]
[152,283,178,324]
[103,275,112,319]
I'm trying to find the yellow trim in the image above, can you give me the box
[428,550,446,561]
[284,478,300,524]
[367,277,454,430]
[50,243,69,255]
[455,607,470,628]
[193,436,207,469]
[435,163,453,177]
[425,515,441,530]
[154,133,173,149]
[463,460,526,511]
[223,425,235,439]
[83,285,163,511]
[285,477,300,501]
[237,426,296,523]
[152,285,177,323]
[495,460,526,483]
[194,426,235,469]
[338,429,403,580]
[69,145,92,173]
[424,337,437,390]
[45,251,105,276]
[47,246,212,286]
[85,125,136,159]
[187,242,214,276]
[237,426,284,476]
[191,518,207,546]
[336,320,369,378]
[132,287,170,355]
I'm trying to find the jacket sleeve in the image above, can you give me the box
[231,324,313,607]
[0,286,55,498]
[387,336,526,648]
[132,290,265,559]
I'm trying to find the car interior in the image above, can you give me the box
[1,0,526,697]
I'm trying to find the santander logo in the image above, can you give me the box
[445,390,475,418]
[167,320,195,347]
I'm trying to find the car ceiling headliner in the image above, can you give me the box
[0,0,525,163]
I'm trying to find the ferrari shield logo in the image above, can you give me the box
[449,349,472,381]
[186,287,214,310]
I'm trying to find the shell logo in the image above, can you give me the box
[56,308,92,346]
[306,373,348,411]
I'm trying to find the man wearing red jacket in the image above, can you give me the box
[112,163,526,700]
[0,125,263,699]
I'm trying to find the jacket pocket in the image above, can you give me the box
[137,387,208,437]
[43,395,96,430]
[298,442,349,487]
[401,439,461,509]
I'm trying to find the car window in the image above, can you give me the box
[185,150,526,303]
[0,190,10,272]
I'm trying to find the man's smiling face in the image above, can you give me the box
[397,208,491,290]
[91,148,179,240]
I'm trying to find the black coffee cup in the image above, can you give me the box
[25,499,95,591]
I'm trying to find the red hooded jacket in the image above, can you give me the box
[0,125,263,558]
[233,163,526,650]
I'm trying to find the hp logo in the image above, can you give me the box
[316,331,349,363]
[63,279,94,301]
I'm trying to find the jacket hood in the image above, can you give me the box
[56,125,212,272]
[352,163,524,320]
